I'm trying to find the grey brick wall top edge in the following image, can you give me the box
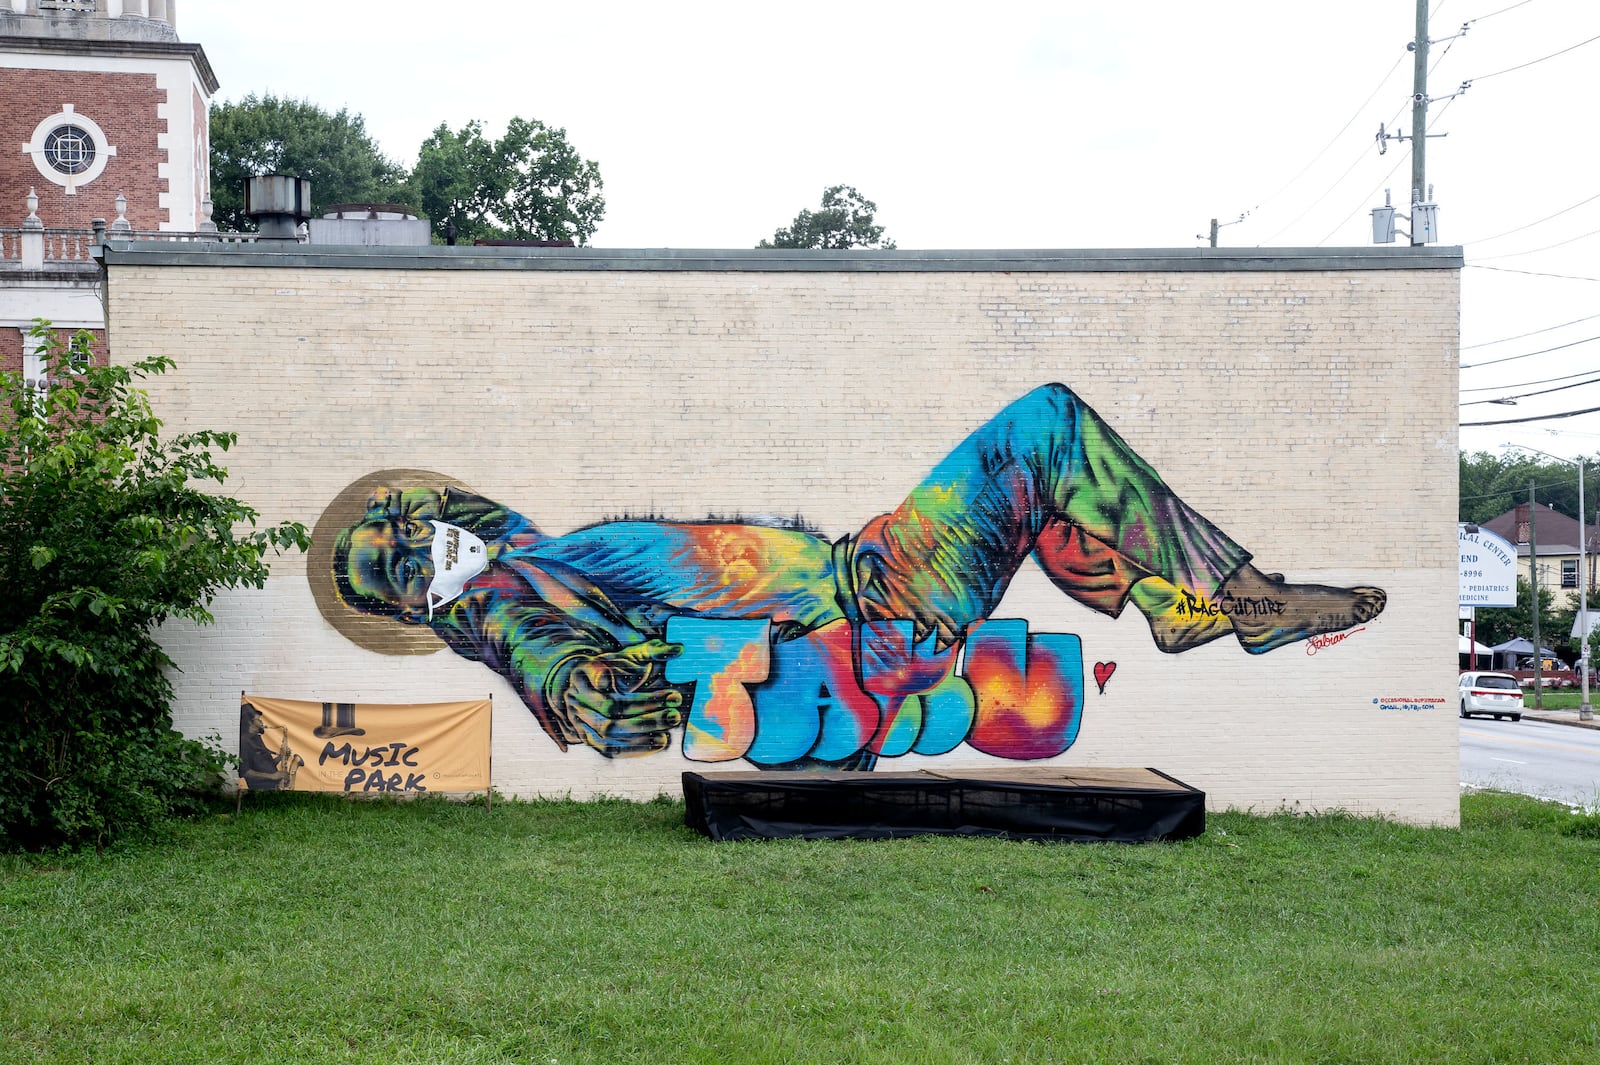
[98,242,1464,273]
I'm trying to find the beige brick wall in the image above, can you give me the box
[105,251,1462,824]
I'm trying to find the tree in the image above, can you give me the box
[412,118,605,245]
[0,323,309,850]
[758,185,897,250]
[208,95,410,232]
[1460,448,1597,526]
[410,122,484,244]
[1472,577,1568,657]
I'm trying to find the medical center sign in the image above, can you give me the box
[1459,525,1517,607]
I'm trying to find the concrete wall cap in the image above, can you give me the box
[98,243,1466,273]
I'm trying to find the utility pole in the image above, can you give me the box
[1374,3,1461,244]
[1580,457,1592,720]
[1531,482,1543,711]
[1411,0,1429,242]
[1509,443,1594,721]
[1198,215,1244,248]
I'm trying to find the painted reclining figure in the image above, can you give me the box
[326,384,1385,762]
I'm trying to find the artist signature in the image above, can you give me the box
[1304,625,1365,656]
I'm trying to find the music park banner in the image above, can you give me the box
[238,695,491,794]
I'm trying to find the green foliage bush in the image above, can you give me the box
[0,323,308,850]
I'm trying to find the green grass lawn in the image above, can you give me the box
[1521,687,1589,710]
[3,792,1599,1064]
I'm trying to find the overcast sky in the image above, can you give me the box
[181,0,1600,465]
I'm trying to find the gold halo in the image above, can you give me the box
[307,469,473,656]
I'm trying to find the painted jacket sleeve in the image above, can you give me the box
[433,587,635,751]
[431,489,673,750]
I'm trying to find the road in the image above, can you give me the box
[1460,717,1600,810]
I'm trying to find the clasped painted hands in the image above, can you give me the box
[560,639,686,757]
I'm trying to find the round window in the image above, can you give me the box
[43,124,97,175]
[26,107,116,193]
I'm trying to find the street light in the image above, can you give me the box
[1505,444,1593,721]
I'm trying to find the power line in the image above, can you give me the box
[1429,33,1462,73]
[1464,312,1600,349]
[1285,142,1400,246]
[1473,223,1600,261]
[1461,0,1532,23]
[1233,56,1409,234]
[1257,97,1411,246]
[1255,25,1437,248]
[1239,4,1482,246]
[1268,2,1524,249]
[1461,404,1600,426]
[1461,334,1600,369]
[1316,94,1458,246]
[1460,191,1600,245]
[1468,264,1600,283]
[1461,476,1578,504]
[1314,153,1405,245]
[1467,31,1600,81]
[1463,366,1600,392]
[1460,375,1600,405]
[1250,2,1563,249]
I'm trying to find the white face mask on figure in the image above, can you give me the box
[426,520,489,619]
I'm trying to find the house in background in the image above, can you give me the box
[1481,501,1599,598]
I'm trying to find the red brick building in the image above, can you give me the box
[1,0,217,372]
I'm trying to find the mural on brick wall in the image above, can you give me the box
[310,384,1386,768]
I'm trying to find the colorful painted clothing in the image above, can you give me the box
[409,384,1251,752]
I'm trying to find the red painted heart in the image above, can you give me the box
[1093,661,1117,693]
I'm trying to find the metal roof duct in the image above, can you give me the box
[244,175,311,241]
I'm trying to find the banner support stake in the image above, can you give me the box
[236,690,246,816]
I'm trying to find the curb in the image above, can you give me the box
[1520,710,1600,731]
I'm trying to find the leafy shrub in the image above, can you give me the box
[0,323,307,850]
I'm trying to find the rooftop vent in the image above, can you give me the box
[244,175,311,241]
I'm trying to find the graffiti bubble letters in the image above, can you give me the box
[1305,626,1365,656]
[664,616,1084,765]
[664,618,770,761]
[318,740,428,793]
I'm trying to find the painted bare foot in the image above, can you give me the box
[1219,565,1386,655]
[1129,576,1237,654]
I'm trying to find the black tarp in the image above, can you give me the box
[683,767,1205,843]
